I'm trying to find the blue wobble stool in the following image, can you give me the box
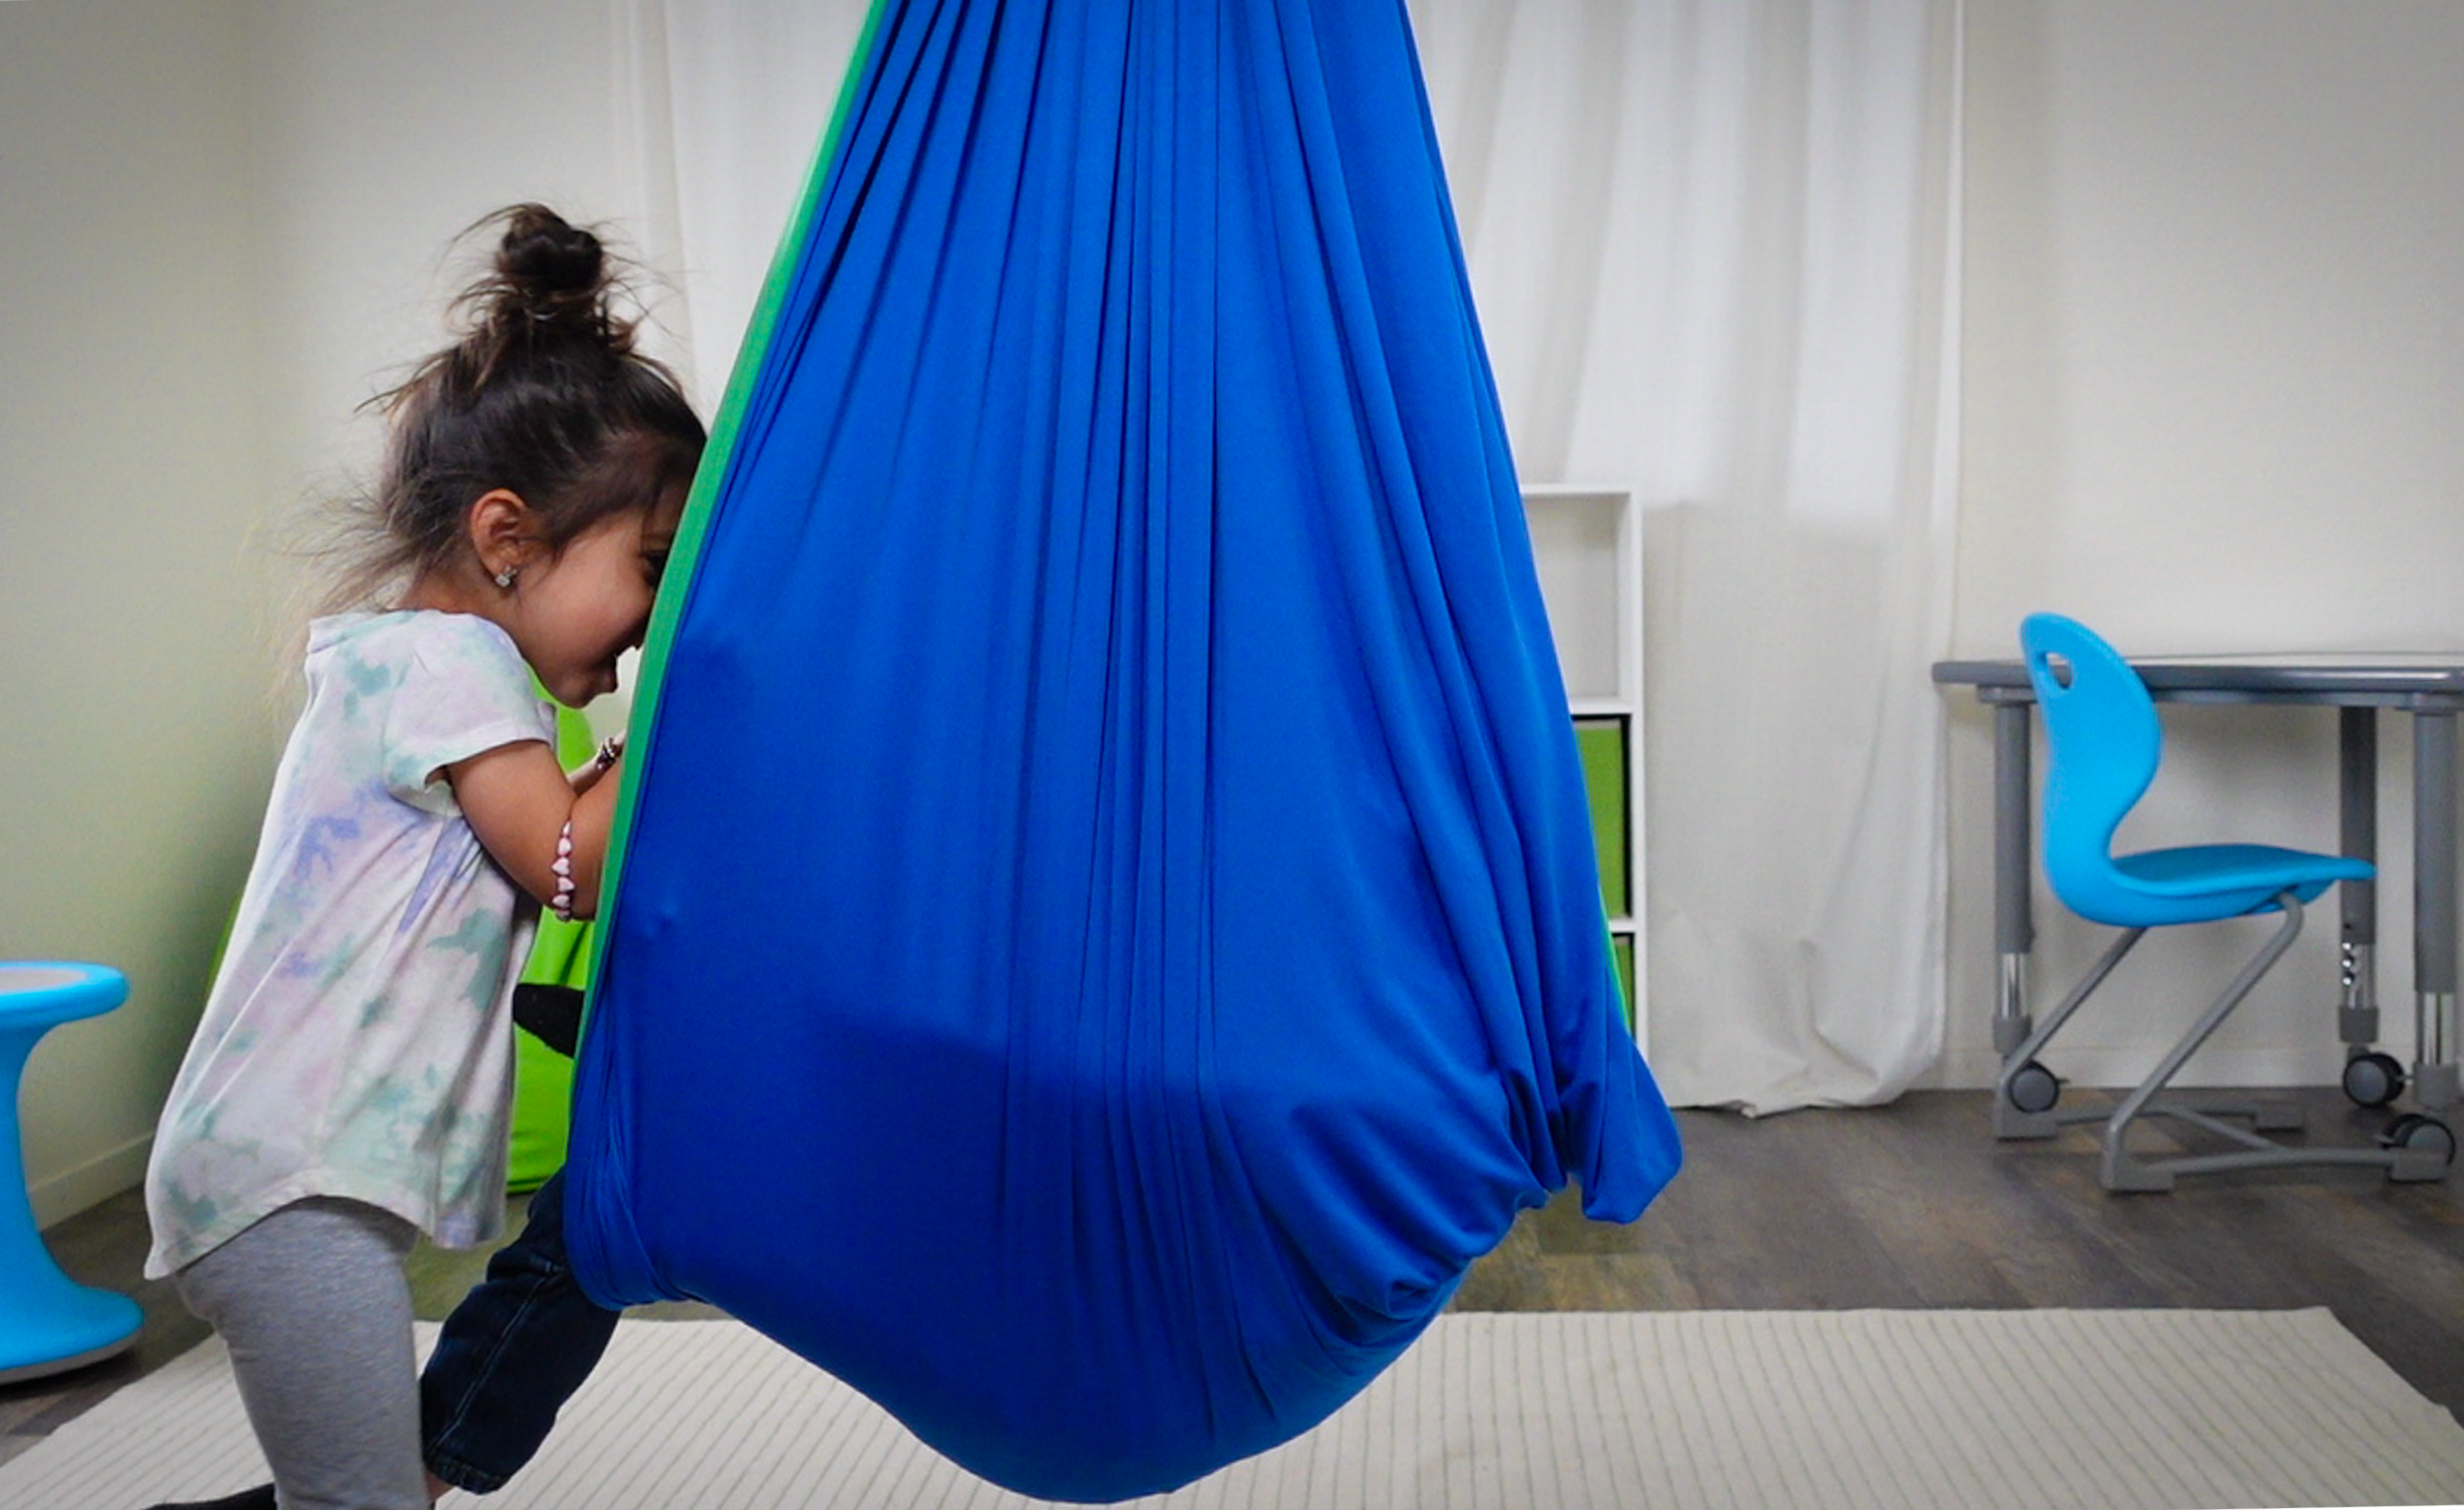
[0,962,142,1382]
[1996,614,2455,1191]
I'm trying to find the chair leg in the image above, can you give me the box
[2100,893,2309,1191]
[1994,927,2145,1138]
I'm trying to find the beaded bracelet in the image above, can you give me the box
[549,820,578,923]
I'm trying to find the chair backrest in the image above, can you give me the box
[2020,612,2161,923]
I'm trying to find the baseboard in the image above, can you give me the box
[32,1131,151,1231]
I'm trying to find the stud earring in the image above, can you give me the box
[493,565,518,590]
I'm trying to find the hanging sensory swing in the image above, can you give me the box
[559,0,1682,1501]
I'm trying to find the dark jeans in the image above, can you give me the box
[418,1170,619,1493]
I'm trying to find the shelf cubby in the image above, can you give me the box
[1523,486,1645,1041]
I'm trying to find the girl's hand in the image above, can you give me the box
[567,734,626,795]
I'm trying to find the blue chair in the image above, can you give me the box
[0,962,143,1381]
[1994,614,2453,1191]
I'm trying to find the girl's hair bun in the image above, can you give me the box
[496,204,606,319]
[459,203,630,354]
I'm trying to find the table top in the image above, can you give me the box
[1933,653,2464,709]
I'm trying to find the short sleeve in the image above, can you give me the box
[382,617,558,814]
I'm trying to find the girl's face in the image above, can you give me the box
[514,484,686,707]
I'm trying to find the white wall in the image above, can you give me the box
[1941,0,2464,1088]
[1,0,273,1225]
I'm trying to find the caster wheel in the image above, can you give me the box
[2380,1113,2458,1168]
[2342,1050,2406,1109]
[2006,1059,2061,1116]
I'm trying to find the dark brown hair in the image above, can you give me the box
[327,205,706,608]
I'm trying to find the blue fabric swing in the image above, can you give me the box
[562,0,1682,1500]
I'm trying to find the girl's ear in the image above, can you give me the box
[468,489,536,583]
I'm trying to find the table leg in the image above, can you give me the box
[2339,707,2379,1049]
[2413,710,2458,1111]
[1993,700,2035,1057]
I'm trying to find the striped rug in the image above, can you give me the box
[8,1309,2462,1509]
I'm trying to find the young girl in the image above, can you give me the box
[142,204,704,1510]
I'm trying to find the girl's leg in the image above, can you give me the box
[173,1199,427,1510]
[418,1169,620,1494]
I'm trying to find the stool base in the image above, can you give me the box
[0,1324,139,1385]
[0,1277,143,1384]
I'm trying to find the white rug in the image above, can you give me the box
[8,1310,2463,1510]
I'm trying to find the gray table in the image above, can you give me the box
[1932,653,2464,1113]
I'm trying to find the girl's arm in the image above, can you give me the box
[447,740,625,921]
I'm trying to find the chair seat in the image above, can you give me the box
[2089,844,2373,928]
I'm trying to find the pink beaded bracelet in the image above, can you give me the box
[549,820,577,923]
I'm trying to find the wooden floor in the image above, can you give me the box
[6,1089,2460,1474]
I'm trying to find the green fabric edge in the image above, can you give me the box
[584,0,892,1008]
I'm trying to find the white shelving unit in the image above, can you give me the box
[1522,485,1646,1045]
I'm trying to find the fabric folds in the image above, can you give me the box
[563,0,1681,1499]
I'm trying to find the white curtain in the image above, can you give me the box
[609,0,869,412]
[617,0,1964,1115]
[1419,1,1965,1113]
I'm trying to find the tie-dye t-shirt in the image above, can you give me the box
[145,611,557,1278]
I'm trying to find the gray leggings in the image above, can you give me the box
[173,1198,429,1510]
